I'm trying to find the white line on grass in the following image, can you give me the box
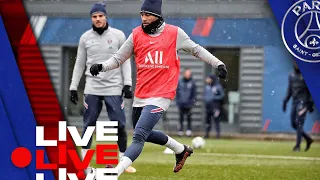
[198,153,320,161]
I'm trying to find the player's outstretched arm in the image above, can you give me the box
[90,34,134,76]
[118,31,133,87]
[176,27,227,79]
[70,35,87,91]
[119,31,133,99]
[69,35,87,105]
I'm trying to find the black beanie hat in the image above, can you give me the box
[90,1,107,16]
[140,0,162,17]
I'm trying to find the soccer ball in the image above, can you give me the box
[192,136,205,149]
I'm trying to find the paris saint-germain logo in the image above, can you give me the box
[282,0,320,62]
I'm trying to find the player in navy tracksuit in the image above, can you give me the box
[176,69,197,136]
[204,74,224,139]
[283,64,314,151]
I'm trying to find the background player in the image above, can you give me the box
[204,74,225,139]
[69,1,136,173]
[176,68,197,137]
[283,62,314,152]
[89,0,228,177]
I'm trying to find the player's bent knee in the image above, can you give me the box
[132,134,146,145]
[133,129,148,144]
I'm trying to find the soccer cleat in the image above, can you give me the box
[125,166,137,173]
[173,145,193,173]
[305,139,314,152]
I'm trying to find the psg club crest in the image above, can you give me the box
[282,0,320,62]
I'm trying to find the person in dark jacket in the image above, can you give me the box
[204,74,224,139]
[176,68,197,136]
[283,63,314,152]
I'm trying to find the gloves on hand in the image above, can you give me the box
[90,64,103,76]
[308,106,314,113]
[70,90,78,105]
[218,65,228,79]
[122,85,133,99]
[282,100,288,112]
[282,100,287,112]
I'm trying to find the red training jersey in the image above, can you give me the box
[132,24,180,100]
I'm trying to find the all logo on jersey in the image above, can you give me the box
[282,0,320,63]
[139,51,169,69]
[145,51,163,64]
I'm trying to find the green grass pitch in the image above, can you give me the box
[88,136,320,180]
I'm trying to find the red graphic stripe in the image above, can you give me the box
[316,122,320,134]
[312,121,318,133]
[0,1,28,48]
[20,24,31,45]
[192,17,206,36]
[192,17,215,36]
[263,119,271,132]
[0,0,78,178]
[17,46,64,122]
[201,17,215,37]
[20,24,36,45]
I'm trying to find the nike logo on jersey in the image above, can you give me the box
[150,41,157,44]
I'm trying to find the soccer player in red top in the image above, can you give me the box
[90,0,227,177]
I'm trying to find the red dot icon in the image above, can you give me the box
[77,171,85,180]
[11,147,32,168]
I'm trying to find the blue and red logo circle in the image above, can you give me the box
[282,0,320,62]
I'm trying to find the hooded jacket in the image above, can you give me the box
[204,75,224,108]
[176,77,197,108]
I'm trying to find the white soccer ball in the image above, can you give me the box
[192,136,205,149]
